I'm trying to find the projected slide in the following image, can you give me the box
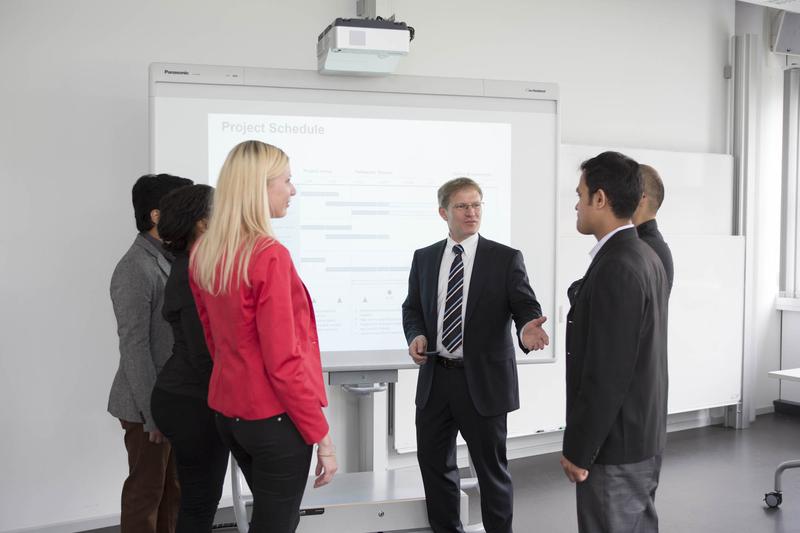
[207,113,512,352]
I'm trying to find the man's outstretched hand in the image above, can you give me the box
[522,316,549,351]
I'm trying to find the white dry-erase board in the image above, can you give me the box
[150,63,559,366]
[557,145,743,417]
[150,63,565,440]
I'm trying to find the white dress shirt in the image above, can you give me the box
[436,233,479,359]
[589,224,634,259]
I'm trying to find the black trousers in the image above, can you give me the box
[151,387,229,533]
[215,412,313,533]
[416,362,513,533]
[576,455,662,533]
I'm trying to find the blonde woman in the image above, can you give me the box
[190,140,337,532]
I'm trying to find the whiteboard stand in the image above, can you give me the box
[229,458,469,533]
[326,352,513,531]
[228,352,487,532]
[329,367,395,472]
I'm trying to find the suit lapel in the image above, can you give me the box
[135,235,171,277]
[571,228,637,302]
[426,240,447,335]
[155,253,171,277]
[464,235,489,326]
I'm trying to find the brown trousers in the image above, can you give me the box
[120,419,180,533]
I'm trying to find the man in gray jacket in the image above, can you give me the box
[109,173,191,533]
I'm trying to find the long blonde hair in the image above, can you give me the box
[191,140,289,294]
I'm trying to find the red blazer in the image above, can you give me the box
[190,238,329,445]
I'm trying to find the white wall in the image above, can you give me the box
[392,0,734,153]
[735,2,785,413]
[0,1,736,530]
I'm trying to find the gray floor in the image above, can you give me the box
[507,412,800,533]
[88,412,800,533]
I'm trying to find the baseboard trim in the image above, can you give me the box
[4,513,119,533]
[4,507,244,533]
[756,405,775,416]
[774,399,800,417]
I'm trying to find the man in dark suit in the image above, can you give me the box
[402,177,549,533]
[632,164,674,293]
[561,152,669,533]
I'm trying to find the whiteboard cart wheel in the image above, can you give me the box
[765,491,782,508]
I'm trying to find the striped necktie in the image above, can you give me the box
[442,244,465,353]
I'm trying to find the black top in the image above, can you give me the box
[637,219,674,294]
[154,251,212,398]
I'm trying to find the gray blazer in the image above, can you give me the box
[107,234,173,432]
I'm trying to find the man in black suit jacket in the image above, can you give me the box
[402,178,549,533]
[562,152,669,532]
[632,164,674,293]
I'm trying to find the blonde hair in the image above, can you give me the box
[191,140,289,294]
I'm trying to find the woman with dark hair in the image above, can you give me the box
[150,184,228,533]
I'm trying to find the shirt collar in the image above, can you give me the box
[589,224,634,259]
[447,232,479,258]
[637,219,658,235]
[140,231,174,263]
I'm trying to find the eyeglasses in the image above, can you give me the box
[451,202,484,212]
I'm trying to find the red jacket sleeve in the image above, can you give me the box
[252,245,329,444]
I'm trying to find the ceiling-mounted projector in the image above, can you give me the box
[317,17,414,76]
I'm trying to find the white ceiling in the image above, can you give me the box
[739,0,800,14]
